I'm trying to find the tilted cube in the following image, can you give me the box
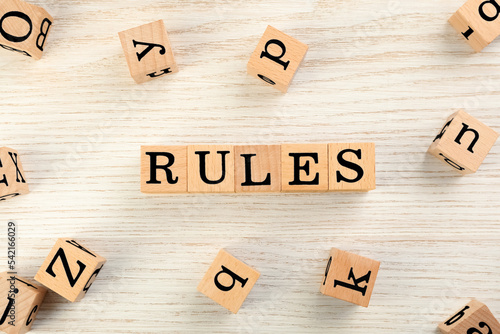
[0,147,29,201]
[438,300,500,333]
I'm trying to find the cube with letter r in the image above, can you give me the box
[35,239,106,302]
[197,249,260,313]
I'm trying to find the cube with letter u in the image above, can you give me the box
[35,239,106,302]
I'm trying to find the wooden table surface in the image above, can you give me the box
[1,0,500,333]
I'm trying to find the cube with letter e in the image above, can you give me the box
[35,239,106,302]
[197,249,260,314]
[320,248,380,307]
[247,25,308,93]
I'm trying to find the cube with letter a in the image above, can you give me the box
[0,0,53,59]
[0,272,47,334]
[428,110,498,174]
[449,0,500,52]
[197,249,260,313]
[119,20,178,84]
[0,147,29,202]
[320,248,380,307]
[438,300,500,333]
[247,26,308,92]
[35,239,106,302]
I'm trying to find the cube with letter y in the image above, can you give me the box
[247,25,308,92]
[438,300,500,333]
[320,248,380,307]
[428,110,498,174]
[0,272,47,334]
[119,20,178,84]
[34,239,106,302]
[0,147,29,202]
[0,0,53,59]
[197,249,260,314]
[449,0,500,52]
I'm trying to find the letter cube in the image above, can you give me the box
[0,272,47,334]
[329,143,376,192]
[281,144,328,192]
[118,20,178,84]
[197,249,260,314]
[438,300,500,333]
[428,110,498,174]
[320,248,380,307]
[141,145,187,193]
[188,145,235,193]
[0,147,29,201]
[34,239,106,302]
[247,25,308,92]
[234,145,281,192]
[449,0,500,52]
[0,0,53,59]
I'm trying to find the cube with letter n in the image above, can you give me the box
[35,239,106,302]
[197,249,260,314]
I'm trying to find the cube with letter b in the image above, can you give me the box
[438,300,500,333]
[0,147,29,202]
[119,20,178,84]
[449,0,500,52]
[0,0,53,59]
[320,248,380,307]
[247,26,308,92]
[197,249,260,314]
[0,273,47,334]
[428,110,498,174]
[34,239,106,302]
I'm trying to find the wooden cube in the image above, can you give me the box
[438,300,500,333]
[34,239,106,302]
[187,145,235,193]
[119,20,178,84]
[329,143,376,192]
[0,272,47,334]
[0,147,29,201]
[281,144,328,192]
[197,249,260,314]
[141,145,187,193]
[449,0,500,52]
[234,145,281,192]
[0,0,53,59]
[428,110,498,174]
[320,248,380,307]
[247,25,308,93]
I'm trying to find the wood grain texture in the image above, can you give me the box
[0,0,500,332]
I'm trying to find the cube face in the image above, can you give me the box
[118,20,178,84]
[281,144,328,192]
[428,110,499,174]
[247,25,308,92]
[34,239,106,302]
[0,147,29,201]
[320,248,380,307]
[0,273,47,334]
[197,249,260,314]
[0,0,53,60]
[329,143,376,192]
[449,0,500,52]
[141,146,187,193]
[234,145,281,193]
[438,300,500,334]
[187,145,235,193]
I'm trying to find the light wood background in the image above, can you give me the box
[1,0,499,333]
